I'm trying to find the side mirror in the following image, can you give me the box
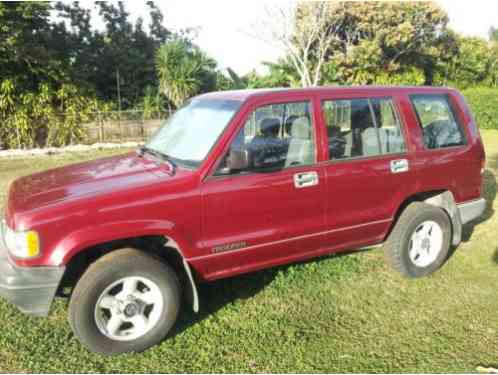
[226,148,252,172]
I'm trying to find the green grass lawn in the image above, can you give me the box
[0,132,497,373]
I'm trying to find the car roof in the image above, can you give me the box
[195,86,457,102]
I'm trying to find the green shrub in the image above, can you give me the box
[462,87,498,129]
[373,67,426,86]
[0,80,109,149]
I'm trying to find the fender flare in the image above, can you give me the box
[165,238,199,313]
[424,191,462,246]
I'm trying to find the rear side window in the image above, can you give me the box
[322,97,406,160]
[410,95,466,149]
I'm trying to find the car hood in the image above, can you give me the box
[6,152,181,216]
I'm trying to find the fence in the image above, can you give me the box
[80,110,172,144]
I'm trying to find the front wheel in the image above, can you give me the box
[69,248,180,355]
[383,202,452,278]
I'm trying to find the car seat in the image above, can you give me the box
[285,117,314,167]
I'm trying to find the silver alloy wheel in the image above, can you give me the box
[408,220,444,268]
[94,276,164,342]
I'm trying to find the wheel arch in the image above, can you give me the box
[57,223,200,313]
[389,190,462,246]
[49,220,197,266]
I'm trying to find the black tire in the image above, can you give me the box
[69,248,181,355]
[383,202,452,278]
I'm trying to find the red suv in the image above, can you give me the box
[0,86,486,354]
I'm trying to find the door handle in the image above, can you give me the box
[294,171,319,188]
[390,159,409,174]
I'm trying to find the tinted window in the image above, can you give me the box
[322,98,405,160]
[411,95,466,149]
[217,101,315,174]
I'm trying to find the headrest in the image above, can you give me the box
[259,117,280,137]
[291,117,311,139]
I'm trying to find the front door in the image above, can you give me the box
[199,99,326,279]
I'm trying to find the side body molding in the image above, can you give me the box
[424,191,462,246]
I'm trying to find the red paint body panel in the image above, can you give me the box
[7,153,202,267]
[3,86,485,282]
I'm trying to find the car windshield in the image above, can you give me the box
[146,99,241,169]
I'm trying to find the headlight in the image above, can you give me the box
[3,224,40,259]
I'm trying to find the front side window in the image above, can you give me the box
[146,99,241,168]
[322,97,406,160]
[410,95,466,149]
[217,101,315,174]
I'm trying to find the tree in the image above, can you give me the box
[0,2,63,91]
[439,35,498,88]
[137,85,165,119]
[322,1,451,85]
[147,1,171,44]
[253,1,451,87]
[488,43,498,87]
[0,1,189,150]
[244,59,300,88]
[251,2,339,87]
[156,40,217,107]
[52,2,99,92]
[52,1,174,107]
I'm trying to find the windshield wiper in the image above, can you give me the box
[170,158,200,169]
[137,146,177,174]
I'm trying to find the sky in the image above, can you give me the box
[84,0,498,75]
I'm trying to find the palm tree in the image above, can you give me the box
[155,40,216,108]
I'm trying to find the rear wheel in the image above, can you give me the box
[69,248,180,355]
[383,202,452,278]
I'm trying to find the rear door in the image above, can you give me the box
[199,97,327,279]
[318,93,417,249]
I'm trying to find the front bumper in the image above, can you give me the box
[457,198,487,225]
[0,233,65,317]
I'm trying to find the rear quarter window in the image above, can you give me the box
[410,94,467,150]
